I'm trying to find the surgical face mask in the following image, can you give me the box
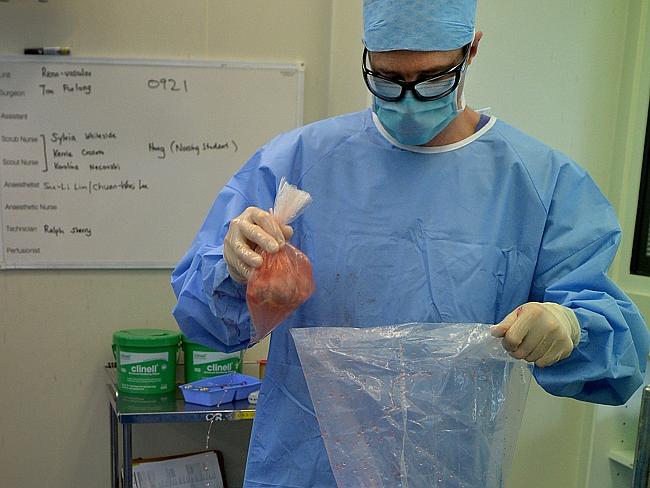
[373,87,465,146]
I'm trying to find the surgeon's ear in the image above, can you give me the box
[468,31,483,64]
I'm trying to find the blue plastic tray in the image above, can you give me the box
[179,372,261,406]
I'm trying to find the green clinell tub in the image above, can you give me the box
[112,329,181,395]
[182,335,243,382]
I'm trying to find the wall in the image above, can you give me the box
[470,3,650,487]
[608,0,650,313]
[467,2,628,486]
[1,1,648,488]
[584,2,650,487]
[0,2,335,487]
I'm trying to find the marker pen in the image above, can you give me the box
[24,47,71,55]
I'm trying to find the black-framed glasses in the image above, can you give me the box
[362,44,470,102]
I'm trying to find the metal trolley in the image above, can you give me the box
[106,364,256,488]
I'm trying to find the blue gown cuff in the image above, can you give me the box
[201,245,252,346]
[170,244,252,352]
[533,303,647,405]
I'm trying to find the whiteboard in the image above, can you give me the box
[0,56,303,268]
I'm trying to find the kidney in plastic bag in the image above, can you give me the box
[245,177,315,343]
[247,244,315,343]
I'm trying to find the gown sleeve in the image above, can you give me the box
[530,159,650,405]
[171,149,278,353]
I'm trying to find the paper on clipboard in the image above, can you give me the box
[132,451,224,488]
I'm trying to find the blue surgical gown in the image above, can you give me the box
[171,109,650,488]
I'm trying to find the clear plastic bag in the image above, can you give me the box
[247,178,315,344]
[291,323,532,488]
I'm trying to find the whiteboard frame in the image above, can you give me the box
[0,55,305,270]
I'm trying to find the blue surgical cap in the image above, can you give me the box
[363,0,477,52]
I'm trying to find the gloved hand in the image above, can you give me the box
[224,206,293,284]
[490,302,581,367]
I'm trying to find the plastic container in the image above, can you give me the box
[182,336,243,382]
[112,328,181,395]
[180,373,261,406]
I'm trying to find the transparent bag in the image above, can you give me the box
[291,323,532,488]
[247,178,315,344]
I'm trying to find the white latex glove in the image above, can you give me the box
[223,207,293,284]
[490,302,581,367]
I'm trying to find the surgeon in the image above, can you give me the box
[172,0,650,486]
